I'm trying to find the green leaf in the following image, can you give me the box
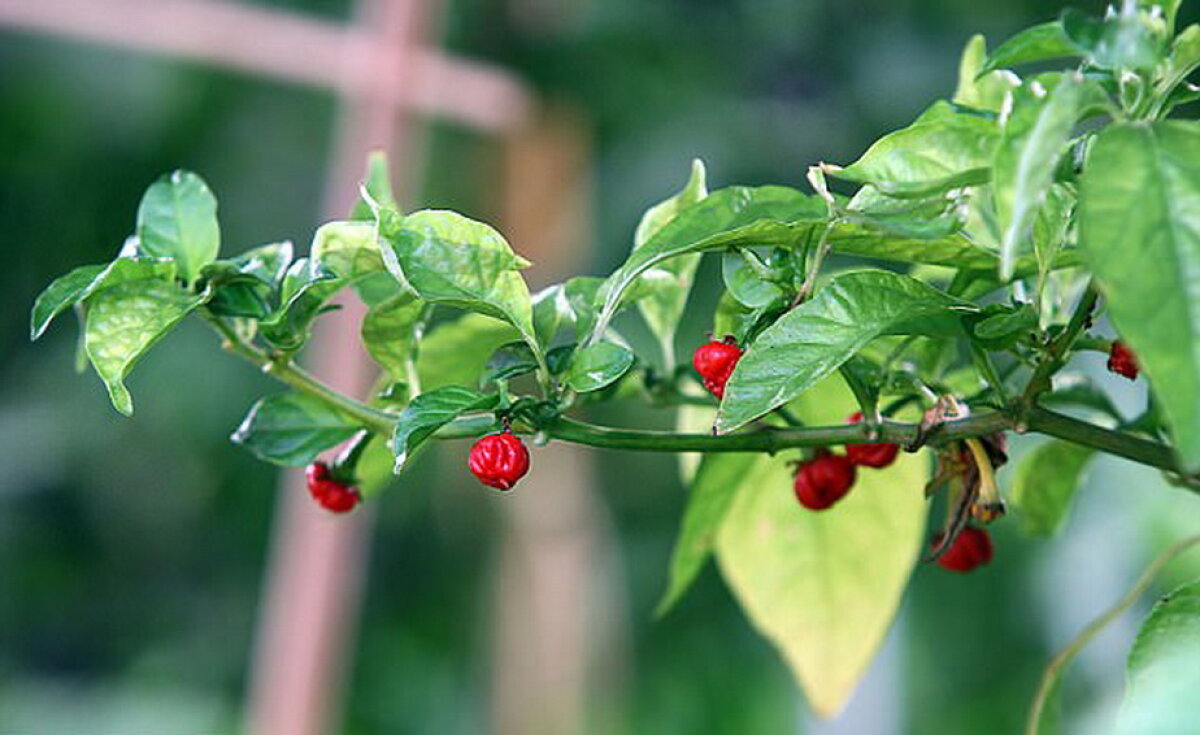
[831,105,1000,197]
[201,241,294,319]
[312,220,385,280]
[658,452,759,616]
[379,209,540,361]
[716,270,970,433]
[231,392,362,466]
[136,170,220,284]
[1079,121,1200,470]
[994,75,1093,280]
[416,313,521,391]
[1010,439,1094,536]
[532,276,604,347]
[483,341,540,384]
[564,341,635,393]
[954,34,1020,113]
[633,159,709,365]
[392,386,497,471]
[1153,24,1200,114]
[592,186,826,340]
[350,151,398,221]
[30,264,105,340]
[361,290,425,382]
[84,278,205,415]
[259,258,345,350]
[1115,579,1200,734]
[715,378,928,717]
[722,251,787,309]
[1062,6,1164,72]
[981,21,1081,75]
[971,302,1038,344]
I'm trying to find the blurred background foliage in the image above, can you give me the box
[3,0,1200,733]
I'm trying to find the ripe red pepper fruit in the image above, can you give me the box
[844,411,900,468]
[793,450,857,510]
[469,430,530,490]
[304,461,361,514]
[692,336,743,399]
[934,526,993,573]
[1107,340,1139,380]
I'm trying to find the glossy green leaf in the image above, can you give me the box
[379,209,540,360]
[716,378,928,717]
[1115,579,1200,734]
[392,386,497,471]
[84,278,205,415]
[831,105,1000,197]
[981,21,1081,74]
[565,341,635,393]
[30,264,105,340]
[591,186,826,341]
[1063,6,1164,72]
[722,251,787,309]
[716,270,970,433]
[231,392,362,466]
[1152,24,1200,115]
[259,258,345,350]
[361,290,425,383]
[994,75,1091,280]
[201,241,294,319]
[658,452,758,616]
[633,159,709,365]
[971,302,1038,343]
[483,341,540,384]
[416,313,521,391]
[135,170,220,283]
[532,276,604,347]
[1079,121,1200,470]
[1010,439,1094,536]
[954,34,1020,113]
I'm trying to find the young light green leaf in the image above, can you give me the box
[483,341,540,384]
[417,313,521,391]
[657,452,759,616]
[565,341,635,393]
[716,270,970,433]
[379,209,540,361]
[1151,24,1200,115]
[994,75,1091,280]
[201,241,294,319]
[1010,439,1094,536]
[30,264,105,340]
[84,278,205,415]
[722,251,787,309]
[592,186,826,341]
[716,378,928,718]
[1079,121,1200,470]
[953,34,1020,113]
[1115,579,1200,734]
[1062,6,1164,72]
[136,170,220,284]
[980,21,1081,75]
[633,159,709,366]
[350,150,399,221]
[361,290,425,383]
[830,106,1000,197]
[312,220,385,279]
[231,392,362,466]
[392,386,498,471]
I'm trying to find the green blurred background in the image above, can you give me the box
[3,1,1200,733]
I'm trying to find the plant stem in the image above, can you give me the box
[200,310,396,436]
[1021,283,1099,408]
[1025,533,1200,735]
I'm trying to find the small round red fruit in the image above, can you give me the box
[692,337,743,399]
[1107,340,1139,380]
[304,461,361,514]
[469,430,530,490]
[793,450,857,510]
[844,412,900,468]
[935,526,993,573]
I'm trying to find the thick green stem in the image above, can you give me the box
[1022,283,1099,407]
[1025,533,1200,735]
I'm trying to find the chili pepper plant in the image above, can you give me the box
[28,1,1200,729]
